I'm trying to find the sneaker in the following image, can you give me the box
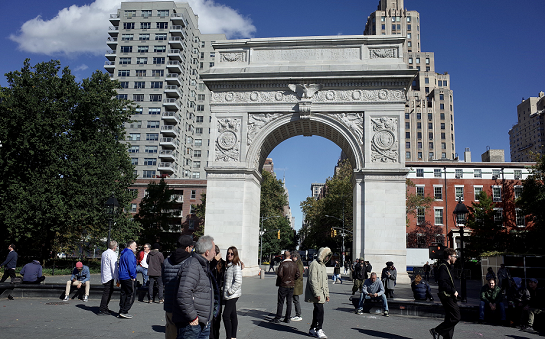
[356,309,364,315]
[283,318,291,323]
[309,328,317,337]
[118,313,133,319]
[270,318,281,323]
[291,316,303,321]
[83,295,88,302]
[383,311,389,317]
[63,295,69,301]
[97,311,110,316]
[429,328,439,339]
[316,329,328,339]
[158,299,164,304]
[349,296,353,301]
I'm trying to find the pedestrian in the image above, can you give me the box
[163,235,194,339]
[381,261,397,298]
[136,243,151,286]
[305,247,332,339]
[118,240,137,319]
[362,260,372,280]
[271,251,300,323]
[333,260,342,284]
[209,245,226,339]
[486,267,496,282]
[497,264,511,292]
[355,272,390,317]
[291,251,304,322]
[268,256,275,272]
[0,244,18,283]
[430,248,460,339]
[147,243,165,303]
[423,261,431,281]
[173,235,217,339]
[20,259,45,284]
[520,278,544,332]
[223,246,242,339]
[343,259,350,275]
[350,259,363,299]
[64,261,91,302]
[98,240,118,316]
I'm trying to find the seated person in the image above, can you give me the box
[356,272,389,317]
[20,260,46,284]
[521,278,544,331]
[411,274,434,301]
[479,278,506,324]
[506,277,526,327]
[64,261,90,302]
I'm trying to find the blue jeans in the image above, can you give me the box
[136,266,148,285]
[357,293,389,312]
[333,274,342,283]
[177,322,211,339]
[479,301,506,321]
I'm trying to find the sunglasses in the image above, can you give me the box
[227,252,234,256]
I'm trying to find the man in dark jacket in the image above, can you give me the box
[209,245,225,339]
[118,241,137,319]
[163,235,194,339]
[20,260,45,284]
[147,243,165,303]
[173,235,216,339]
[430,248,460,339]
[271,251,300,323]
[0,244,18,282]
[479,278,505,324]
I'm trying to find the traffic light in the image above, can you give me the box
[277,230,280,239]
[334,229,337,237]
[429,244,445,259]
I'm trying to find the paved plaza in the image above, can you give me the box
[0,271,540,338]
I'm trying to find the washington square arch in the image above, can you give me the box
[201,34,417,277]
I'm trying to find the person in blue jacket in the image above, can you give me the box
[411,274,434,301]
[0,244,18,282]
[64,262,91,301]
[117,241,137,319]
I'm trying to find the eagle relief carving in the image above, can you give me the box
[288,84,323,100]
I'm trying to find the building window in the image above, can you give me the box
[193,161,201,168]
[416,168,424,177]
[137,57,147,64]
[149,94,162,102]
[152,69,164,77]
[134,82,145,89]
[194,139,202,147]
[157,9,169,17]
[417,207,425,225]
[514,185,523,199]
[118,70,130,77]
[492,169,501,179]
[133,94,144,102]
[516,209,525,227]
[123,22,134,29]
[145,146,158,153]
[129,146,139,153]
[455,169,463,179]
[418,152,422,159]
[442,152,446,159]
[429,152,434,160]
[406,151,411,159]
[120,46,132,53]
[120,81,129,89]
[122,34,134,41]
[153,57,165,64]
[128,133,140,141]
[146,133,159,141]
[195,127,203,134]
[406,142,410,148]
[196,116,204,123]
[155,33,167,40]
[197,94,205,101]
[434,169,442,178]
[494,208,503,225]
[147,121,160,128]
[136,69,146,77]
[429,142,434,149]
[134,107,143,114]
[148,108,160,115]
[514,170,522,180]
[194,150,201,157]
[156,22,168,29]
[492,186,502,202]
[129,120,142,129]
[474,169,482,178]
[143,170,156,178]
[434,208,444,225]
[474,186,483,201]
[130,203,137,213]
[406,132,410,138]
[150,81,163,89]
[144,158,156,166]
[417,132,422,139]
[434,186,443,200]
[416,186,424,197]
[124,10,136,18]
[455,186,464,201]
[429,132,433,140]
[154,45,166,52]
[191,190,197,199]
[140,22,151,29]
[418,142,422,149]
[441,133,446,139]
[139,34,150,41]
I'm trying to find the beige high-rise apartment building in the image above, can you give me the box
[105,1,225,179]
[364,0,456,161]
[509,91,545,162]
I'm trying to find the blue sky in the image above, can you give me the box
[1,0,544,230]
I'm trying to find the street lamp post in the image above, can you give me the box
[453,197,469,303]
[105,194,119,248]
[259,215,281,266]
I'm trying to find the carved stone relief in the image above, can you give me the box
[211,89,405,104]
[369,48,399,59]
[247,113,282,146]
[252,48,360,63]
[370,117,398,163]
[215,118,241,162]
[335,113,364,141]
[220,52,246,62]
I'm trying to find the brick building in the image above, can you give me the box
[406,160,534,251]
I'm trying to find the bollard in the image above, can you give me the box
[260,268,264,279]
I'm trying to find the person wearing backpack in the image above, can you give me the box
[430,248,460,339]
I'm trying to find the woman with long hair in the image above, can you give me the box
[223,246,242,339]
[411,274,434,301]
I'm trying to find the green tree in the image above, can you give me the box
[406,178,434,226]
[0,59,139,259]
[299,159,353,253]
[466,191,508,256]
[517,155,545,254]
[259,170,295,259]
[134,179,177,249]
[191,193,206,238]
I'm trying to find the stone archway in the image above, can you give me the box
[201,35,416,276]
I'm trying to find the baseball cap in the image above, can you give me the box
[76,262,83,268]
[177,235,195,248]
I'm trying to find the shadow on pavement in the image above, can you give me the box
[335,307,357,314]
[253,320,309,336]
[75,304,101,314]
[353,328,412,339]
[152,325,165,333]
[505,336,533,339]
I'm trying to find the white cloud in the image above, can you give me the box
[9,0,255,56]
[74,64,89,71]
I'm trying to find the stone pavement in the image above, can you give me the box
[1,270,541,339]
